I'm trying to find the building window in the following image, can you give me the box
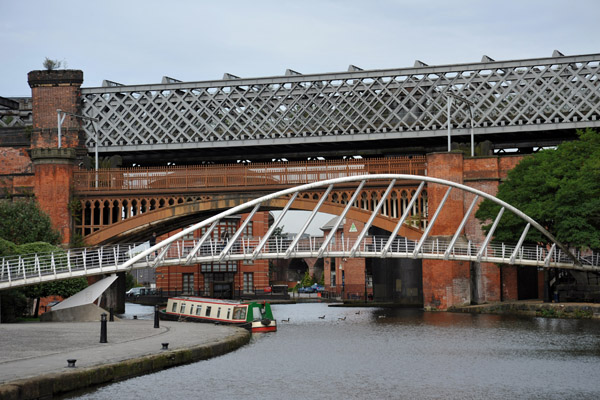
[243,272,253,293]
[201,262,237,273]
[330,258,336,287]
[243,222,253,237]
[182,273,194,294]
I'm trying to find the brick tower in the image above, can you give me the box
[28,69,85,245]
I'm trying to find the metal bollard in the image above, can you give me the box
[154,305,160,329]
[100,313,108,343]
[109,307,114,322]
[67,359,77,368]
[161,343,169,350]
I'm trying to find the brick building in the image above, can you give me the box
[321,216,373,300]
[155,211,271,298]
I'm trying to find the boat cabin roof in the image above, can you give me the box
[169,296,245,306]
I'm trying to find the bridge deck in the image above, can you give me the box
[1,237,598,290]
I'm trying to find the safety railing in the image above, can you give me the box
[2,236,598,290]
[73,156,426,192]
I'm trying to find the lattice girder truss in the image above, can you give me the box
[80,54,600,152]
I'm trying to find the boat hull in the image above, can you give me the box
[159,310,252,330]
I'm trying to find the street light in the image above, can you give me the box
[57,109,100,186]
[445,92,475,157]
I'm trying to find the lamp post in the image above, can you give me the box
[56,109,100,186]
[445,93,475,157]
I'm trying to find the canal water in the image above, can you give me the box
[70,303,599,399]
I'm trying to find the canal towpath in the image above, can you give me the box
[0,319,250,400]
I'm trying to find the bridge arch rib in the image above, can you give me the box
[123,174,581,270]
[2,174,595,291]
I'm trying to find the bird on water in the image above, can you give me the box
[318,315,325,319]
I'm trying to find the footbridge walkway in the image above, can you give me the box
[2,175,599,290]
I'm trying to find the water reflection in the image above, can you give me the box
[117,302,155,320]
[71,303,600,400]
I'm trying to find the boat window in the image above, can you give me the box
[180,303,186,313]
[205,306,212,317]
[252,306,263,321]
[196,305,202,316]
[172,302,178,312]
[217,307,221,318]
[227,309,231,319]
[233,306,246,320]
[189,305,194,315]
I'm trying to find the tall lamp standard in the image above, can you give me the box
[57,109,101,186]
[445,92,476,156]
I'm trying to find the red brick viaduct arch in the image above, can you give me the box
[84,196,424,245]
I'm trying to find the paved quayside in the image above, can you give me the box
[0,320,250,400]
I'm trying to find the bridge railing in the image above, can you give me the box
[73,156,426,192]
[2,235,598,290]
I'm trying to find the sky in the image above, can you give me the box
[1,0,599,97]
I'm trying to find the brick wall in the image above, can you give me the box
[0,147,34,196]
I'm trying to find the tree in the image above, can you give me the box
[300,270,314,287]
[272,226,288,238]
[0,201,84,321]
[475,128,600,250]
[0,199,61,245]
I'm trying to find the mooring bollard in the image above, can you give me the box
[67,359,77,368]
[109,307,114,322]
[100,313,107,343]
[161,343,169,350]
[154,305,160,328]
[133,315,138,320]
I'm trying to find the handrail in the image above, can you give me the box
[73,156,426,192]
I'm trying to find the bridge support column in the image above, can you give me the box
[31,148,76,244]
[28,69,85,245]
[87,272,126,314]
[423,152,471,310]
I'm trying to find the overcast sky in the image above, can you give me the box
[1,0,599,97]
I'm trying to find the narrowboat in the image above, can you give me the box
[160,296,277,333]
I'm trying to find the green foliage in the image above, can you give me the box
[536,307,593,319]
[125,272,137,291]
[272,226,287,238]
[475,129,600,250]
[0,199,61,245]
[1,240,88,298]
[0,289,29,322]
[70,232,86,248]
[300,270,314,287]
[0,238,17,256]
